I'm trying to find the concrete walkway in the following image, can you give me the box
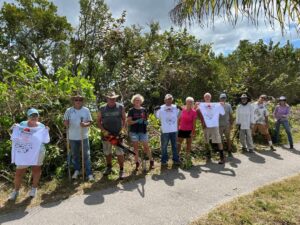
[1,143,300,225]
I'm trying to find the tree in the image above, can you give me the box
[0,0,72,75]
[170,0,300,33]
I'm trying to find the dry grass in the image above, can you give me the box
[192,174,300,225]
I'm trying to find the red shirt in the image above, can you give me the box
[179,108,197,131]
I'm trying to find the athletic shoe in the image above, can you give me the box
[8,190,19,201]
[103,167,112,176]
[119,170,125,180]
[29,187,37,198]
[72,170,80,179]
[248,149,254,153]
[88,175,95,182]
[290,145,294,149]
[270,145,276,151]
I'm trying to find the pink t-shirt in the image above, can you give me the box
[179,108,197,131]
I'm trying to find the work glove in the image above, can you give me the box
[136,118,144,124]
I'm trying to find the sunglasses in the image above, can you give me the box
[74,99,83,102]
[29,113,39,118]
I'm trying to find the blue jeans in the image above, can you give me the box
[274,120,293,146]
[161,132,179,163]
[69,139,92,176]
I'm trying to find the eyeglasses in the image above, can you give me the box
[74,99,83,102]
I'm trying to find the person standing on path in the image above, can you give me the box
[218,93,234,157]
[177,97,197,164]
[97,91,126,179]
[8,108,50,201]
[236,94,255,153]
[63,94,94,181]
[198,93,226,164]
[273,96,294,149]
[127,94,154,171]
[252,94,275,151]
[155,94,180,166]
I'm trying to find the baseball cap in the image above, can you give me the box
[279,96,286,101]
[164,94,173,100]
[219,93,227,99]
[27,108,39,117]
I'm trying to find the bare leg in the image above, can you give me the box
[186,138,192,158]
[177,137,184,156]
[132,141,139,163]
[31,166,42,188]
[14,168,27,191]
[142,142,152,160]
[105,154,112,166]
[117,155,124,169]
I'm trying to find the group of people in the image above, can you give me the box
[8,91,294,201]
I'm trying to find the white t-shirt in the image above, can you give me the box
[11,124,50,166]
[64,107,93,140]
[155,104,179,133]
[252,102,268,124]
[199,103,225,128]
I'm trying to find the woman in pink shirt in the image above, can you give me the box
[177,97,197,162]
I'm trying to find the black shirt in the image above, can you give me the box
[128,107,148,133]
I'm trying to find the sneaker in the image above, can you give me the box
[119,170,125,180]
[135,161,140,171]
[242,147,247,152]
[270,145,276,151]
[103,167,112,176]
[88,175,95,182]
[248,149,254,153]
[8,190,19,201]
[72,170,80,179]
[149,160,154,170]
[29,187,37,198]
[290,145,294,149]
[218,157,226,164]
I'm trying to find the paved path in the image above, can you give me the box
[1,144,300,225]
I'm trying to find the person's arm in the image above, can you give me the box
[250,104,255,128]
[80,110,93,127]
[197,108,206,128]
[236,106,240,125]
[192,116,197,136]
[97,111,109,136]
[63,109,70,127]
[121,107,126,129]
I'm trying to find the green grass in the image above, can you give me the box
[191,174,300,225]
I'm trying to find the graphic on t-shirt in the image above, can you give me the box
[164,107,177,126]
[11,125,50,166]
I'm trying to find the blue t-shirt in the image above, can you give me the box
[64,107,93,140]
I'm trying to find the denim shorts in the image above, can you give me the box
[130,132,148,142]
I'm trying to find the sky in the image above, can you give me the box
[1,0,299,54]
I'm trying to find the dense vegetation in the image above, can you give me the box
[0,0,300,182]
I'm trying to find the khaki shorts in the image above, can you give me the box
[253,124,269,136]
[204,127,222,144]
[219,126,231,139]
[16,149,45,169]
[103,141,124,156]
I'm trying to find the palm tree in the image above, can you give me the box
[170,0,300,33]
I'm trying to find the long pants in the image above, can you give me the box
[239,129,254,150]
[274,120,293,146]
[69,138,92,176]
[161,132,179,164]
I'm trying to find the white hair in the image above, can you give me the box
[185,97,194,102]
[204,92,211,98]
[131,94,144,104]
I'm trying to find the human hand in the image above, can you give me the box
[136,118,144,124]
